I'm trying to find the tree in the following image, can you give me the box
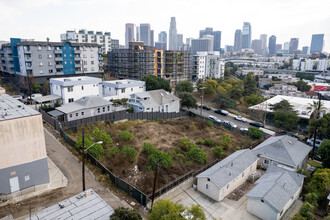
[175,81,194,93]
[200,79,218,95]
[92,127,112,148]
[307,168,330,199]
[110,207,142,220]
[309,113,330,139]
[142,142,155,154]
[32,82,41,93]
[248,127,263,139]
[213,93,237,109]
[245,94,263,106]
[219,134,232,150]
[295,80,311,92]
[148,200,205,220]
[42,82,50,95]
[141,75,171,92]
[319,140,330,168]
[187,147,208,164]
[148,150,173,170]
[224,68,231,76]
[270,100,294,112]
[177,92,198,109]
[300,202,315,220]
[76,134,104,159]
[243,72,258,95]
[121,146,137,162]
[270,100,299,131]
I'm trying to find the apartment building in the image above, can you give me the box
[61,29,113,53]
[192,51,224,81]
[102,79,146,100]
[0,38,103,83]
[293,58,329,72]
[50,76,102,104]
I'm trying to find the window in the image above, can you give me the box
[64,54,66,57]
[91,54,94,58]
[67,86,73,92]
[261,199,264,203]
[206,184,210,190]
[121,88,125,93]
[264,159,270,165]
[97,108,100,113]
[69,114,72,118]
[48,62,52,66]
[64,61,67,64]
[38,46,42,51]
[76,113,78,117]
[83,54,87,58]
[91,67,95,71]
[68,98,74,103]
[39,62,43,66]
[83,61,87,65]
[207,178,210,182]
[91,61,94,65]
[49,69,53,73]
[103,107,105,112]
[108,106,110,111]
[81,112,84,116]
[47,54,52,59]
[81,86,84,90]
[38,54,42,59]
[47,46,51,51]
[109,88,111,91]
[131,88,133,91]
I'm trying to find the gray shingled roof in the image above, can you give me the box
[246,166,304,213]
[252,135,312,168]
[56,96,112,114]
[129,89,180,108]
[197,149,259,189]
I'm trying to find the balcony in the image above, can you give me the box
[55,57,62,61]
[54,49,62,54]
[26,65,33,70]
[75,63,81,67]
[74,50,81,53]
[55,64,63,68]
[74,56,81,61]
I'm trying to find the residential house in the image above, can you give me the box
[127,89,180,113]
[0,94,49,195]
[101,79,145,100]
[252,135,312,171]
[246,166,304,220]
[268,84,302,97]
[304,91,318,99]
[196,149,258,201]
[54,95,112,122]
[50,76,102,104]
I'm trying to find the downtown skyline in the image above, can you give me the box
[0,0,329,52]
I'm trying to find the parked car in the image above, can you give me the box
[306,138,322,147]
[214,109,228,116]
[308,167,317,175]
[28,93,42,100]
[249,122,264,128]
[234,116,247,123]
[209,115,221,123]
[200,105,211,110]
[223,120,238,129]
[240,128,249,133]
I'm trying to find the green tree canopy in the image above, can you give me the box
[148,200,206,220]
[243,72,258,96]
[148,150,173,170]
[319,140,330,168]
[245,94,263,106]
[213,93,237,109]
[307,168,330,199]
[248,127,263,140]
[177,92,198,109]
[175,81,194,93]
[309,113,330,139]
[295,80,312,92]
[32,82,42,93]
[110,207,142,220]
[273,110,299,131]
[270,100,294,111]
[141,75,171,92]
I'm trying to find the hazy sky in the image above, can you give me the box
[1,0,329,52]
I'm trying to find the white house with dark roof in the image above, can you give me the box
[101,79,145,100]
[127,89,180,113]
[196,149,259,201]
[252,135,312,171]
[54,95,112,121]
[246,166,304,220]
[50,76,102,104]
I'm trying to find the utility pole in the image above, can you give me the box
[82,128,85,191]
[312,92,321,160]
[200,86,205,118]
[151,163,159,211]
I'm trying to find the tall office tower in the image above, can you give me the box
[191,38,213,56]
[150,30,154,47]
[251,39,262,55]
[225,45,234,53]
[169,17,178,50]
[202,35,214,52]
[125,23,135,48]
[289,38,299,54]
[310,34,324,53]
[155,42,167,50]
[158,31,167,43]
[275,44,282,53]
[260,34,267,50]
[302,46,310,55]
[186,38,192,47]
[234,29,242,52]
[268,35,277,55]
[242,22,252,49]
[140,24,151,46]
[177,34,183,50]
[199,27,213,38]
[136,26,140,41]
[283,42,290,50]
[199,28,221,51]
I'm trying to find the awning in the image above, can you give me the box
[33,94,61,103]
[48,109,64,117]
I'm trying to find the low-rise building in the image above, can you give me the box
[101,79,145,100]
[54,95,112,122]
[127,89,180,113]
[252,135,312,171]
[269,84,301,96]
[246,166,304,220]
[50,76,102,104]
[240,69,264,77]
[196,149,258,201]
[0,94,49,195]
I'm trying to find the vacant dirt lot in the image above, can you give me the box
[67,117,261,195]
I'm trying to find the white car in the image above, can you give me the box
[306,139,322,147]
[234,116,247,123]
[240,128,249,132]
[209,115,221,123]
[223,120,238,129]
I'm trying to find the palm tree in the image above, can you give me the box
[308,100,326,119]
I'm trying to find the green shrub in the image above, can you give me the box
[127,107,134,113]
[300,202,315,220]
[118,130,134,142]
[207,120,213,127]
[179,138,195,151]
[292,214,306,220]
[108,146,120,158]
[235,146,241,151]
[121,146,137,162]
[176,153,185,161]
[148,150,173,170]
[204,138,214,147]
[196,138,204,145]
[92,127,112,148]
[142,142,155,154]
[305,193,318,207]
[111,207,142,220]
[187,147,208,164]
[185,161,192,166]
[220,134,232,150]
[212,146,225,158]
[87,143,104,159]
[248,127,263,140]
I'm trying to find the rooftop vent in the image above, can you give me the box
[288,141,292,145]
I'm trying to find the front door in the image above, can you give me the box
[9,177,20,193]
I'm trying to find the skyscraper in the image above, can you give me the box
[199,28,221,51]
[158,31,167,50]
[125,23,135,48]
[234,29,242,52]
[268,35,277,55]
[242,22,251,49]
[150,30,154,47]
[136,26,140,41]
[310,34,324,53]
[260,34,267,50]
[289,38,299,54]
[302,46,309,55]
[251,39,262,55]
[140,24,150,46]
[283,42,290,50]
[169,17,177,50]
[275,44,282,53]
[191,38,213,55]
[177,34,183,50]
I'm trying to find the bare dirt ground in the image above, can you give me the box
[227,181,256,201]
[67,117,261,196]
